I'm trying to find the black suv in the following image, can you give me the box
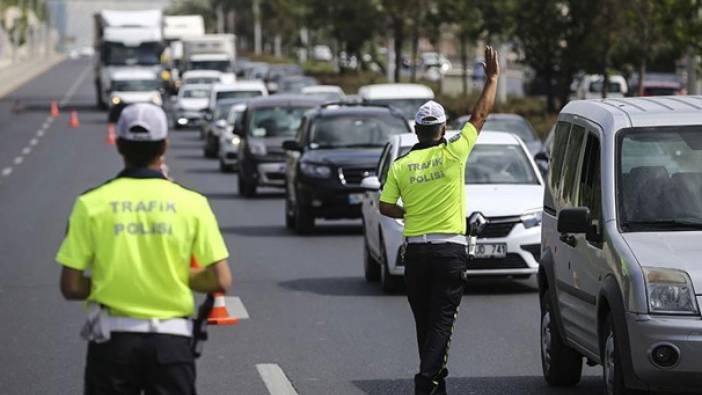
[283,103,411,233]
[235,95,324,197]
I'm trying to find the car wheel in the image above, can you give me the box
[219,159,233,173]
[285,190,296,229]
[294,199,314,235]
[379,233,402,293]
[602,315,647,395]
[540,292,583,386]
[363,232,380,282]
[238,175,256,197]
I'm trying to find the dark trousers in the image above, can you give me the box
[84,332,196,395]
[404,243,467,395]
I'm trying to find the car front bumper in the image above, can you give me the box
[175,111,204,127]
[298,181,366,219]
[626,312,702,392]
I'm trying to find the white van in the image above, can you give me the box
[358,83,434,123]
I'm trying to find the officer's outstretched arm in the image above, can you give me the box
[190,260,232,293]
[469,46,500,133]
[60,266,91,300]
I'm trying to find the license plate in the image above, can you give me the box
[348,193,365,205]
[474,243,507,258]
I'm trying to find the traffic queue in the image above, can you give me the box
[84,9,702,394]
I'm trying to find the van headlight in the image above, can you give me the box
[644,267,699,315]
[520,209,542,229]
[300,163,331,178]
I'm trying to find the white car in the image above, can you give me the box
[358,83,434,123]
[361,131,545,292]
[301,85,346,102]
[108,68,163,109]
[207,81,268,113]
[174,84,211,129]
[218,103,247,172]
[572,74,628,100]
[180,70,223,87]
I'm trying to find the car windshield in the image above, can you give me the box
[190,60,231,72]
[465,144,539,184]
[184,77,219,85]
[365,98,429,120]
[619,126,702,231]
[112,79,160,92]
[309,114,408,149]
[216,90,262,100]
[483,118,537,142]
[181,88,209,98]
[248,106,309,138]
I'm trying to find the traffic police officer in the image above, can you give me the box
[379,46,499,395]
[56,103,232,395]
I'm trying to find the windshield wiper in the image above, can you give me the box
[623,220,702,230]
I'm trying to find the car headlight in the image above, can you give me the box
[111,96,121,105]
[231,135,241,146]
[248,141,267,156]
[520,209,542,229]
[643,267,699,315]
[300,163,331,178]
[151,94,162,106]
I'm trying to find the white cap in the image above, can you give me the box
[116,103,168,141]
[415,100,447,126]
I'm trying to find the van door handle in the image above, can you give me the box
[560,234,577,247]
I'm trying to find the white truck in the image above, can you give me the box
[163,15,205,92]
[182,34,236,84]
[93,9,164,109]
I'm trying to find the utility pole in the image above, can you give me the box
[253,0,262,55]
[216,4,225,34]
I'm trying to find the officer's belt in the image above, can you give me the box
[405,234,467,245]
[106,316,193,337]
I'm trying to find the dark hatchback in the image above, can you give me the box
[236,95,324,197]
[283,104,411,233]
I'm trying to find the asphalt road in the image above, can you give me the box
[0,58,602,394]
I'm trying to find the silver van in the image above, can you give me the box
[540,96,702,394]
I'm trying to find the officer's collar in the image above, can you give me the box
[117,167,168,180]
[411,138,447,152]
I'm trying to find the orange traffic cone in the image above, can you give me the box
[107,124,116,145]
[207,293,239,326]
[69,110,80,128]
[50,100,59,117]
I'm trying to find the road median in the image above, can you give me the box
[0,54,66,99]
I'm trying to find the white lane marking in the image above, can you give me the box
[59,64,92,106]
[42,121,50,129]
[36,130,45,137]
[1,167,11,176]
[29,138,38,146]
[22,147,31,155]
[224,296,250,320]
[13,156,23,165]
[256,364,299,395]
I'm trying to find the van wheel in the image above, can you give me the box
[363,235,380,282]
[541,293,583,386]
[602,315,647,395]
[238,176,256,197]
[379,234,402,293]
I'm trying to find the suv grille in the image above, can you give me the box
[339,167,375,185]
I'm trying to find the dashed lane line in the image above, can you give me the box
[224,296,250,320]
[2,167,12,177]
[13,156,23,165]
[36,129,45,137]
[29,138,38,146]
[256,364,299,395]
[22,147,31,155]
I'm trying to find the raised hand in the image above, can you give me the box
[482,45,500,81]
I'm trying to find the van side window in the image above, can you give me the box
[561,125,586,207]
[548,122,572,200]
[578,133,602,243]
[378,145,392,185]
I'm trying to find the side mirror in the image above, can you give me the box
[534,151,549,162]
[558,207,591,234]
[360,176,381,191]
[282,140,302,152]
[467,211,488,237]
